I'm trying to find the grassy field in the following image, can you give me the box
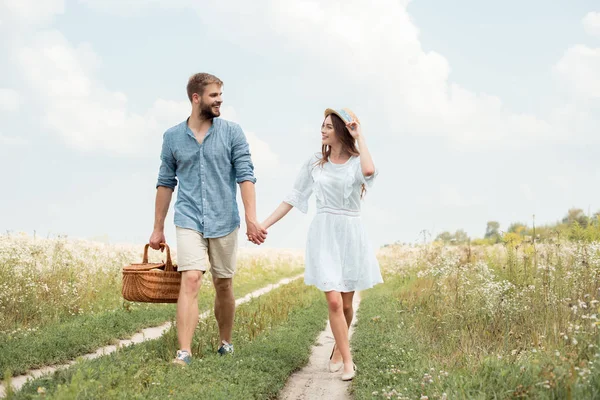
[5,232,600,399]
[7,279,328,400]
[352,243,600,399]
[0,233,304,377]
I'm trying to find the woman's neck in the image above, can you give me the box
[329,145,350,159]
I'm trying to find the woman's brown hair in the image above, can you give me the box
[318,113,366,198]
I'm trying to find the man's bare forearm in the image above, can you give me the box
[154,186,174,231]
[239,181,257,222]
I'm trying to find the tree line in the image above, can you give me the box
[434,207,600,245]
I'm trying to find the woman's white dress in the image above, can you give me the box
[284,153,383,292]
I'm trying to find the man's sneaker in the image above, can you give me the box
[217,341,234,356]
[172,350,191,366]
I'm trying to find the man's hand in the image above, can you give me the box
[149,230,166,250]
[151,187,173,251]
[246,218,268,245]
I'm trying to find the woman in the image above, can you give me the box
[260,107,383,381]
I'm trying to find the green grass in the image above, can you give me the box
[0,266,301,377]
[0,234,304,333]
[8,279,328,400]
[352,272,600,400]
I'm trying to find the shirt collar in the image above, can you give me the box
[184,117,218,138]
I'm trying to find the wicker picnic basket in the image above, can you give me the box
[122,243,181,303]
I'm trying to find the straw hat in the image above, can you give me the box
[324,108,360,124]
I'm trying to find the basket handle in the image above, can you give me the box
[143,243,175,271]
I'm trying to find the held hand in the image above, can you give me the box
[246,219,268,245]
[149,230,166,251]
[346,119,362,139]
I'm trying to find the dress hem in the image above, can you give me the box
[304,278,383,293]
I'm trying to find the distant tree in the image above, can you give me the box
[435,231,453,243]
[592,211,600,226]
[484,221,500,242]
[454,229,469,244]
[562,208,588,228]
[435,229,470,245]
[508,222,527,235]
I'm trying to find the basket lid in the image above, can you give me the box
[123,262,166,272]
[123,243,176,272]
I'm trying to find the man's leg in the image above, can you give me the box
[174,227,209,362]
[177,270,203,353]
[207,228,238,351]
[213,276,235,344]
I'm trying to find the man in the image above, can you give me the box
[149,73,267,366]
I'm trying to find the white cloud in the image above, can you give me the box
[218,105,237,123]
[554,44,600,99]
[245,131,279,172]
[0,0,64,26]
[9,28,280,165]
[263,0,554,148]
[198,0,553,148]
[14,30,189,155]
[583,11,600,37]
[0,88,22,112]
[73,0,598,149]
[219,105,279,173]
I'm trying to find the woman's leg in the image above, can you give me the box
[331,291,355,363]
[326,291,354,373]
[341,291,355,327]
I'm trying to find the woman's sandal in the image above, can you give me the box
[341,363,357,381]
[328,343,343,373]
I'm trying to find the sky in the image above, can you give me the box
[1,0,599,249]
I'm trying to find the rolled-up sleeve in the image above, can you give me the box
[156,132,178,189]
[231,125,257,184]
[284,157,314,214]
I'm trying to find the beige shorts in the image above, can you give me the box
[175,227,238,278]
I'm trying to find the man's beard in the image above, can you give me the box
[199,102,220,119]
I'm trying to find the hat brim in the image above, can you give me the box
[324,108,359,124]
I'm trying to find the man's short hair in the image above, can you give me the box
[187,73,223,102]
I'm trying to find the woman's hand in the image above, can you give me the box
[246,218,267,245]
[346,119,362,139]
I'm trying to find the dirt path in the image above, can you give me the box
[279,293,361,400]
[0,274,303,398]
